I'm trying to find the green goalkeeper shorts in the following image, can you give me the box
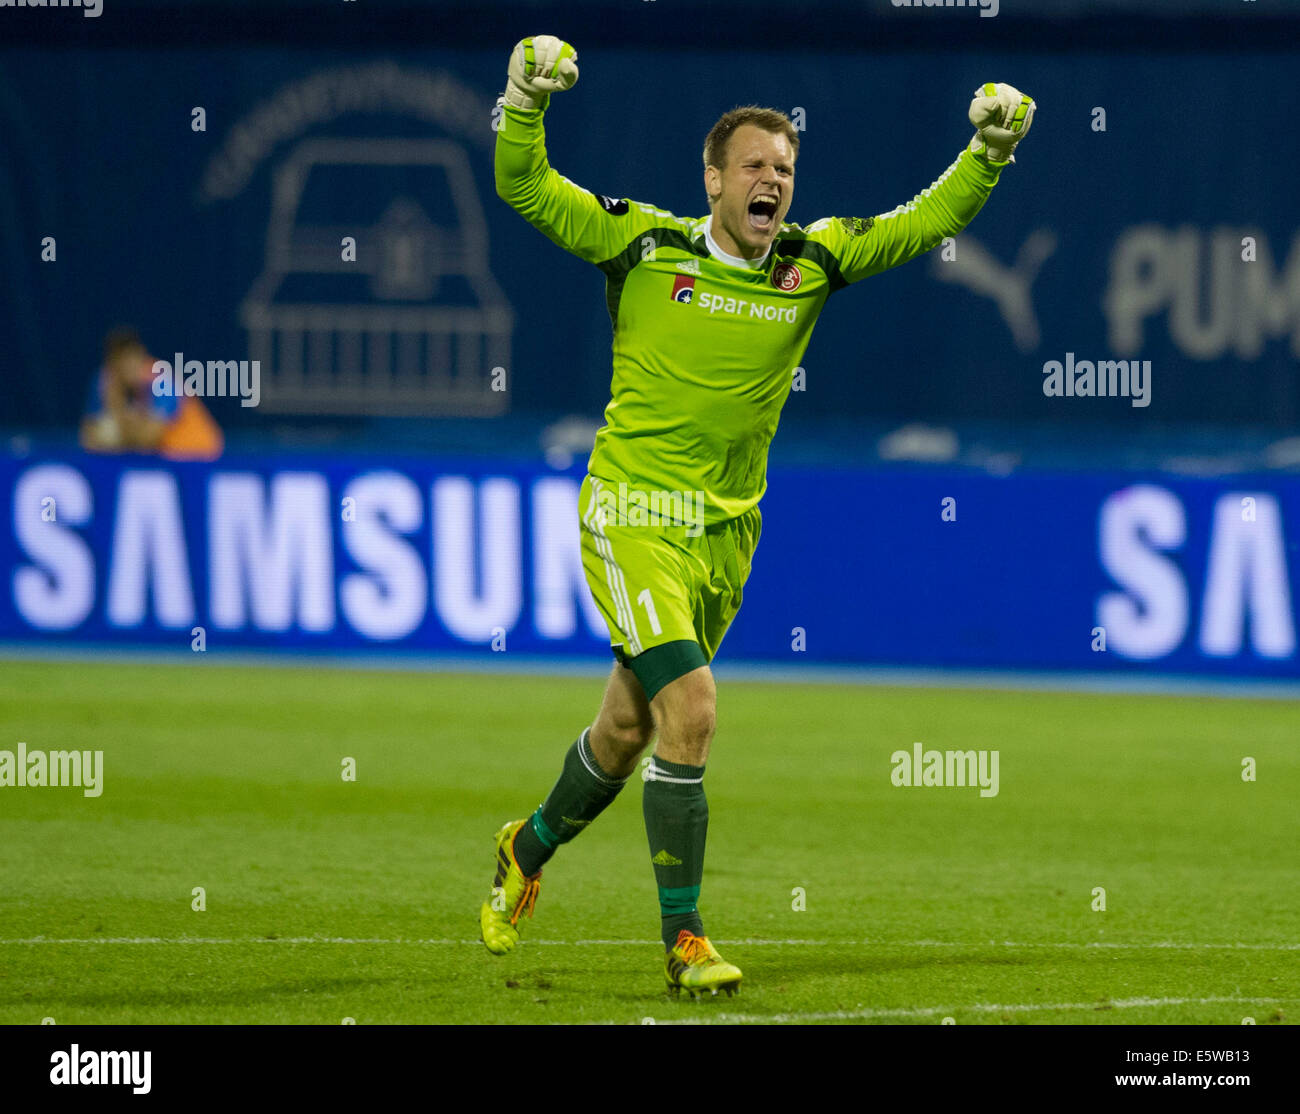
[578,473,761,685]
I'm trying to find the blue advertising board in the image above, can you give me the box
[3,449,1296,678]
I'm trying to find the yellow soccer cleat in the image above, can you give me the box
[664,930,742,998]
[479,819,541,955]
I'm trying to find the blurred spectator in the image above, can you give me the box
[80,328,223,461]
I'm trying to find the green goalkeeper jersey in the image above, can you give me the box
[495,102,1004,525]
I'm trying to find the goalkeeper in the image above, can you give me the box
[481,35,1034,997]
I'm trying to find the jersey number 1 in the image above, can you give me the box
[636,588,663,636]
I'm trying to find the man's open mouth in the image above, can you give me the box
[748,195,778,231]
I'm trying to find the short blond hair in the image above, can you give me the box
[702,105,800,175]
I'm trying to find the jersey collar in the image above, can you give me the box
[702,215,772,271]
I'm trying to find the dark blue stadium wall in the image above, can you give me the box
[1,35,1298,432]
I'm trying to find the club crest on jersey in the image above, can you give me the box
[771,262,802,292]
[670,274,696,304]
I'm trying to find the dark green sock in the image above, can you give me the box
[642,755,707,950]
[513,728,627,877]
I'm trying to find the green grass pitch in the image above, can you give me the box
[0,658,1295,1025]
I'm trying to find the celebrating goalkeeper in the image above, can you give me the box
[481,35,1034,997]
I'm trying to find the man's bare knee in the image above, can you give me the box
[589,664,655,776]
[665,703,714,748]
[651,666,716,766]
[593,709,654,756]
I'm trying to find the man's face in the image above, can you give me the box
[705,124,795,259]
[108,344,150,395]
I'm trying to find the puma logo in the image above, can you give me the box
[933,229,1057,352]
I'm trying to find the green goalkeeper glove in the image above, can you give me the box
[968,82,1036,165]
[504,36,579,111]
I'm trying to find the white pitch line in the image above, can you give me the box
[0,938,477,946]
[0,937,1296,950]
[639,995,1297,1026]
[881,940,1300,951]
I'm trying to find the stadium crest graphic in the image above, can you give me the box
[199,64,510,417]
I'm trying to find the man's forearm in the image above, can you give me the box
[866,146,1002,272]
[494,102,552,220]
